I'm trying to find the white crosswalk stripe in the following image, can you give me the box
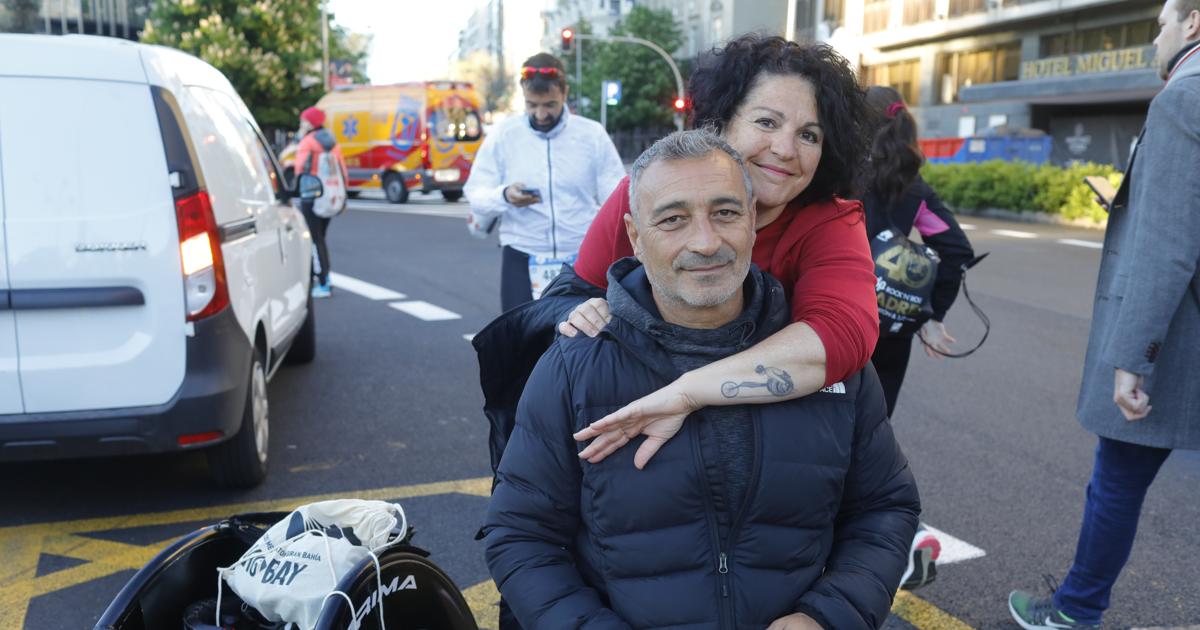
[991,229,1039,239]
[329,272,406,301]
[1057,238,1103,249]
[389,300,462,321]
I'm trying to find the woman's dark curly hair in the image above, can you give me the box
[688,34,869,206]
[864,85,924,205]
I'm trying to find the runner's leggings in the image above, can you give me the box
[301,200,332,286]
[500,245,534,313]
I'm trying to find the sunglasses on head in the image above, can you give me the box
[521,66,563,80]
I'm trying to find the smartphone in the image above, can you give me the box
[519,187,542,199]
[1084,176,1117,209]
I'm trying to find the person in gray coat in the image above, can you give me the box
[1008,1,1200,627]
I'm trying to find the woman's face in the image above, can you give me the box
[721,74,823,212]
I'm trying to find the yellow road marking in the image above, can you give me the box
[0,476,491,629]
[893,590,976,629]
[462,579,500,630]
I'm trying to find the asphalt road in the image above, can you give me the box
[1,192,1196,629]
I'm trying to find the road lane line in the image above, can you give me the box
[463,334,475,342]
[925,525,987,565]
[959,223,977,230]
[1057,238,1103,249]
[329,272,406,300]
[893,591,976,630]
[389,301,462,321]
[991,229,1038,239]
[463,579,500,629]
[350,205,470,219]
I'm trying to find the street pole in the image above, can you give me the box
[321,0,330,92]
[574,33,684,131]
[600,83,606,130]
[574,39,581,111]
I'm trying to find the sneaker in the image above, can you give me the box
[1008,590,1098,629]
[311,282,331,299]
[899,528,940,590]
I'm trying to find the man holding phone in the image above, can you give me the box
[465,52,626,312]
[1008,0,1200,627]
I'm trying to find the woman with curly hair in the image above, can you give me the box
[563,34,880,465]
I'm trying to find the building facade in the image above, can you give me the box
[825,0,1161,166]
[1,0,150,39]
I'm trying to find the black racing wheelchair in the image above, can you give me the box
[94,512,479,630]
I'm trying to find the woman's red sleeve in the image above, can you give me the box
[574,176,634,290]
[789,205,880,387]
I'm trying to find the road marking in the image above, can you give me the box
[463,334,476,342]
[991,229,1038,239]
[1057,238,1103,249]
[0,476,491,630]
[959,223,977,230]
[925,525,987,565]
[389,300,462,321]
[330,272,406,301]
[350,204,470,219]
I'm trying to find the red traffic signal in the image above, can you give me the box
[561,28,575,52]
[673,97,686,111]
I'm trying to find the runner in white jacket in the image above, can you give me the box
[465,52,625,312]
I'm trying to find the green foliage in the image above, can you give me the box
[142,0,368,129]
[563,6,685,131]
[922,160,1121,223]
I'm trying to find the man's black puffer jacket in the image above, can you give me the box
[484,259,921,629]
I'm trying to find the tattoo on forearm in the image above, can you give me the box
[720,365,795,398]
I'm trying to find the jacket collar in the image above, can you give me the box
[1167,40,1200,85]
[525,107,571,139]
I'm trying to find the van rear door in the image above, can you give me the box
[0,152,22,414]
[0,77,187,414]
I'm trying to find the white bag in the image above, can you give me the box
[218,499,407,630]
[312,151,348,219]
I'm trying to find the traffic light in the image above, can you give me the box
[561,28,574,53]
[673,96,686,112]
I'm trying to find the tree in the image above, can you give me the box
[451,50,512,114]
[570,7,685,131]
[142,1,368,129]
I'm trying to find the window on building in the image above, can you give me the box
[864,0,890,33]
[863,59,922,105]
[948,0,987,18]
[1039,19,1159,56]
[938,42,1021,103]
[902,0,935,25]
[824,0,846,28]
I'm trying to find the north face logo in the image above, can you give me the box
[821,382,846,394]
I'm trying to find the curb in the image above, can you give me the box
[949,206,1107,231]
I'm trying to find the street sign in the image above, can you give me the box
[603,80,622,106]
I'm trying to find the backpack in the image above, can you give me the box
[871,226,939,338]
[307,150,347,219]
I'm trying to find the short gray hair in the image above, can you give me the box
[628,129,754,218]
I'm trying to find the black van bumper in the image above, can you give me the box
[0,308,252,462]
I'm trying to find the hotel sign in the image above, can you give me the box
[1020,45,1154,80]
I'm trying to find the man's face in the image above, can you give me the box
[626,152,755,310]
[1154,0,1200,78]
[523,84,567,131]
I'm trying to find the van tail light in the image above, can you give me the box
[175,191,229,321]
[420,142,431,170]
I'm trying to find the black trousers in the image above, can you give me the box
[871,334,914,417]
[500,245,534,313]
[301,201,332,285]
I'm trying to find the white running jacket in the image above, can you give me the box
[465,109,625,260]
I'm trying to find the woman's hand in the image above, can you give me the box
[558,297,612,337]
[767,613,823,630]
[919,320,956,359]
[574,380,701,469]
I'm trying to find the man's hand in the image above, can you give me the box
[503,182,540,207]
[919,320,956,359]
[1113,368,1151,421]
[574,381,701,469]
[558,298,612,337]
[767,613,823,630]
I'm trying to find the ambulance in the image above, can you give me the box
[281,81,484,203]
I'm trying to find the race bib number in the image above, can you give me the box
[529,254,575,300]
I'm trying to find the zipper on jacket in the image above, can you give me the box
[546,138,557,258]
[691,420,733,630]
[717,408,763,630]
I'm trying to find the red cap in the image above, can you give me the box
[301,106,326,128]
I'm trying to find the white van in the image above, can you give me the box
[0,35,317,487]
